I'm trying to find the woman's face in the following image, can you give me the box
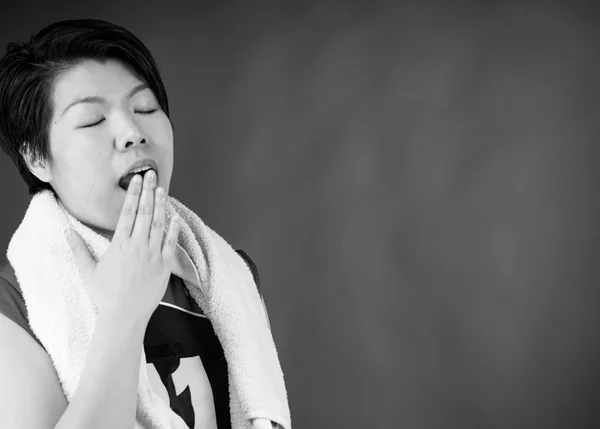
[39,59,173,237]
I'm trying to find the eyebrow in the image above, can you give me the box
[60,83,150,117]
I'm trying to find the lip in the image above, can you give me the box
[120,158,159,181]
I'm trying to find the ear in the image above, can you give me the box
[20,143,52,183]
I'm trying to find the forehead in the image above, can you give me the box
[52,59,144,108]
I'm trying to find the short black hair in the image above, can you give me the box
[0,19,171,195]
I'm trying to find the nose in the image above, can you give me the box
[116,126,148,151]
[115,115,149,151]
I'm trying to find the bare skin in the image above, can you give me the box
[0,170,279,428]
[0,171,181,429]
[0,58,278,429]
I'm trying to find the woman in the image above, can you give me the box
[0,19,290,429]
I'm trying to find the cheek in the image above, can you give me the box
[155,115,173,148]
[54,151,113,197]
[153,116,174,165]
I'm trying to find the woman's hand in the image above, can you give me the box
[65,169,181,325]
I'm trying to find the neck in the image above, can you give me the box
[84,222,115,241]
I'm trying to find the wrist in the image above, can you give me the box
[96,305,149,337]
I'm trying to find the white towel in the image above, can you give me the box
[6,190,291,429]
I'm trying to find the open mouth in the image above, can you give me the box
[118,165,159,191]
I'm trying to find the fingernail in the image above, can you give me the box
[147,170,156,182]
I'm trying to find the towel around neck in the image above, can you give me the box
[6,190,291,429]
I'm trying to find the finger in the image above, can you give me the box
[161,214,181,262]
[131,169,157,241]
[113,174,142,241]
[65,229,96,277]
[149,186,166,250]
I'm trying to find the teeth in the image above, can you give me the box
[130,165,153,174]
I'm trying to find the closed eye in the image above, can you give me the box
[80,109,157,128]
[81,118,105,128]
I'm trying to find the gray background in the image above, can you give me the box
[1,1,599,428]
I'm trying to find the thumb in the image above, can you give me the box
[64,228,95,276]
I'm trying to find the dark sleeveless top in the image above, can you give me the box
[0,249,261,429]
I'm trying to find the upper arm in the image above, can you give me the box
[0,313,67,428]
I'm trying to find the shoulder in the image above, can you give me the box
[235,249,261,292]
[0,298,67,427]
[0,259,20,293]
[0,261,67,426]
[0,259,43,347]
[0,259,26,315]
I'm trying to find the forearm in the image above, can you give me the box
[54,310,147,429]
